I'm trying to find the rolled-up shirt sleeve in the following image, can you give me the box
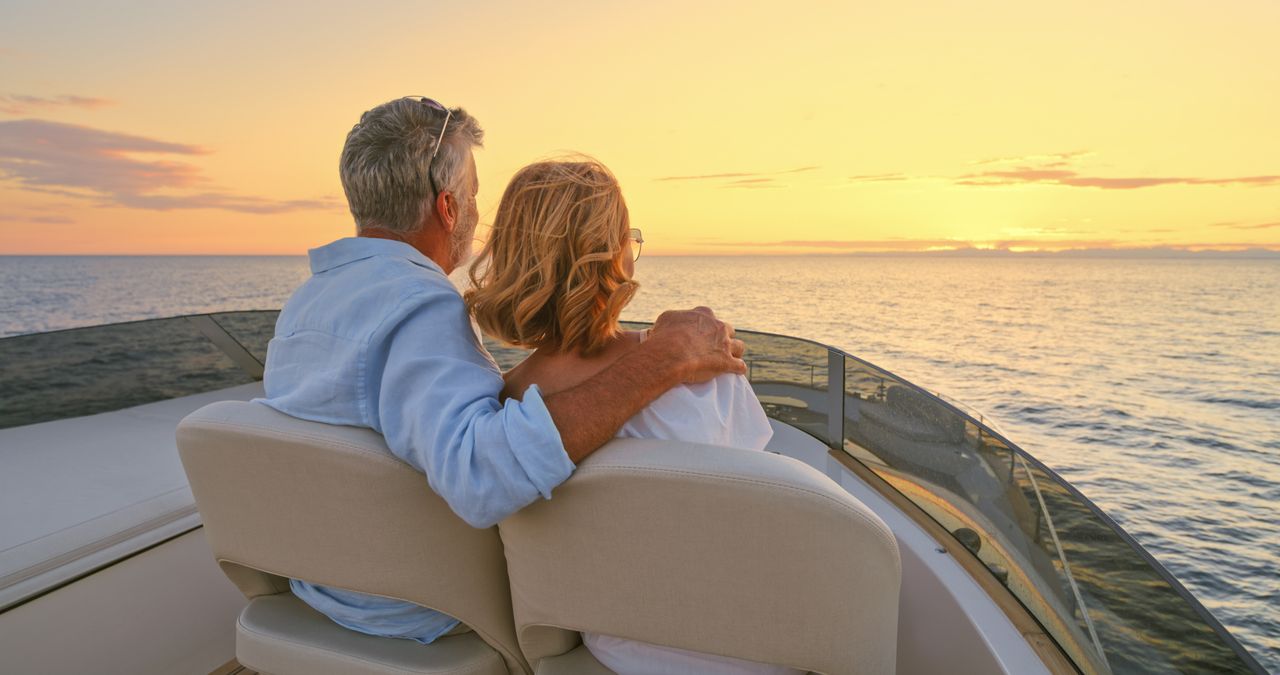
[368,288,574,528]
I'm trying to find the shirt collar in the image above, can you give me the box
[308,237,445,276]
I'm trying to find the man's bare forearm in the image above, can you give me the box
[542,339,686,463]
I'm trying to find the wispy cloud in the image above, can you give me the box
[848,173,910,183]
[0,94,114,115]
[708,238,1279,254]
[656,165,819,188]
[960,151,1280,189]
[656,171,755,181]
[956,168,1280,190]
[1211,221,1280,230]
[722,177,782,189]
[0,119,339,214]
[843,151,1280,191]
[717,238,977,251]
[1000,225,1098,236]
[0,212,75,224]
[968,151,1093,167]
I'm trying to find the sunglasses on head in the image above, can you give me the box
[405,97,453,199]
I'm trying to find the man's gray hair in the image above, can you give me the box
[340,98,484,235]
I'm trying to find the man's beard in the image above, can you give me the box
[449,202,478,268]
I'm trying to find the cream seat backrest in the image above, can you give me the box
[176,400,529,675]
[499,438,902,675]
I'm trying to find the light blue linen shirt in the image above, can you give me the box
[255,236,574,643]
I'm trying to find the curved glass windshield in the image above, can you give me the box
[0,314,1263,673]
[0,311,276,430]
[729,326,1263,675]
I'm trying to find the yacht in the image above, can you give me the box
[0,310,1266,674]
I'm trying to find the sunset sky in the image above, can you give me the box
[1,0,1277,255]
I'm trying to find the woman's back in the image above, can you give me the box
[616,364,771,450]
[505,330,771,449]
[471,158,799,675]
[504,335,802,675]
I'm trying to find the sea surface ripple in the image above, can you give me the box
[1,254,1277,669]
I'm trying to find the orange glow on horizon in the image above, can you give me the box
[1,1,1278,255]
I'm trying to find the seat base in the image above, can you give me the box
[236,593,506,675]
[535,645,614,675]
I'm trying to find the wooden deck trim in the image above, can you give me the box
[209,659,258,675]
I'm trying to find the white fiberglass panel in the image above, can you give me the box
[0,382,262,609]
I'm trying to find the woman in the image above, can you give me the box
[465,159,802,675]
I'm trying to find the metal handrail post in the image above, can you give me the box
[826,350,845,446]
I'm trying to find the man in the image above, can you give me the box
[256,97,746,643]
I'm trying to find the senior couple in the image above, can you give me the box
[258,97,799,675]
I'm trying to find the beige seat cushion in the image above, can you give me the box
[237,593,506,675]
[532,645,614,675]
[532,646,816,675]
[178,400,528,674]
[500,439,901,674]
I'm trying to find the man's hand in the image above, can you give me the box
[647,307,747,383]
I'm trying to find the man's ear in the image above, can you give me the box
[434,190,457,233]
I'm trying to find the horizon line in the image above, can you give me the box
[3,245,1279,258]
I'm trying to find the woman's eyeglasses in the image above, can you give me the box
[629,228,644,261]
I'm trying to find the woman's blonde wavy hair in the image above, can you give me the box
[466,159,637,356]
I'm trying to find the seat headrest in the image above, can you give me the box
[176,399,529,675]
[499,438,901,675]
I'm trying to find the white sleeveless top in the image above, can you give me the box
[616,372,773,448]
[581,372,804,675]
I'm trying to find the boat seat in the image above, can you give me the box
[498,438,902,675]
[176,400,529,675]
[237,593,505,675]
[531,645,614,675]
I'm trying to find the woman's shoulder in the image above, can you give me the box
[622,372,773,450]
[501,331,644,398]
[659,374,762,422]
[680,371,756,394]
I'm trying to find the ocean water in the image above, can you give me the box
[1,254,1277,668]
